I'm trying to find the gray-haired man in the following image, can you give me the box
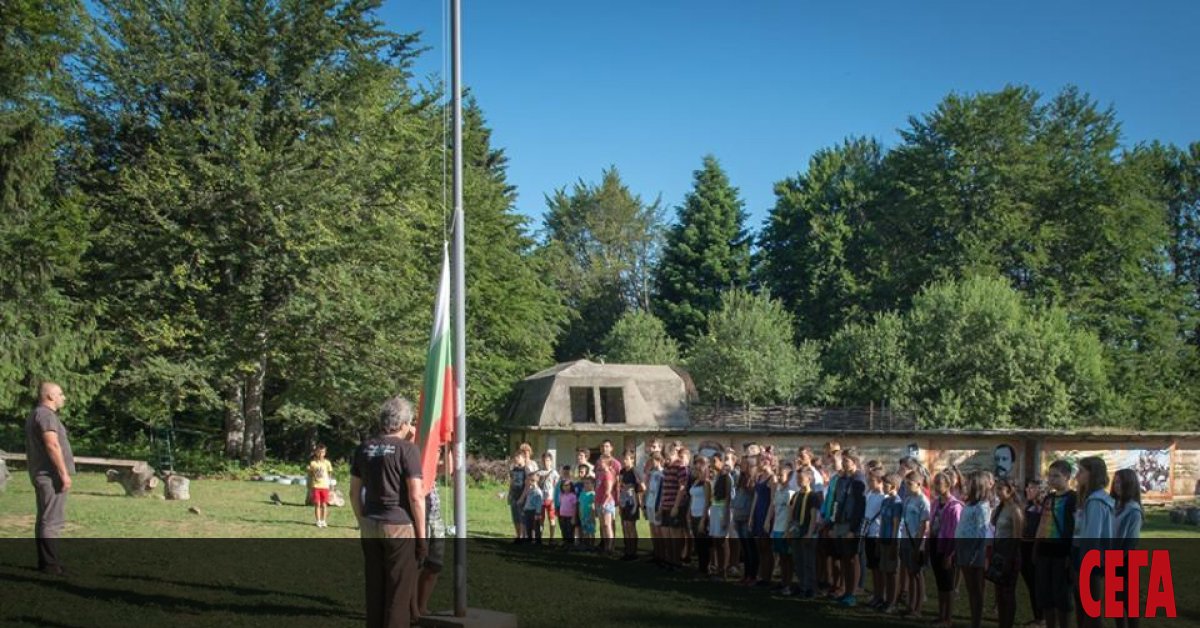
[351,396,427,628]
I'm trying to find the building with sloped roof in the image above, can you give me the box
[507,359,697,431]
[506,360,1200,503]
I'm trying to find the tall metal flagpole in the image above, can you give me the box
[450,0,468,618]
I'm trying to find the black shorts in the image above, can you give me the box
[899,539,925,573]
[865,537,881,570]
[661,510,686,529]
[1035,554,1073,612]
[930,550,955,593]
[834,526,860,558]
[421,539,445,574]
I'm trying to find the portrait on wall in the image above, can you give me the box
[994,444,1017,479]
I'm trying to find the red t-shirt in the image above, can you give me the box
[594,456,623,505]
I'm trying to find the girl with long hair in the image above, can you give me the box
[1074,457,1114,628]
[709,454,734,580]
[1111,468,1143,628]
[748,457,776,587]
[1021,479,1046,628]
[992,478,1025,628]
[732,457,758,585]
[930,471,963,628]
[687,455,713,578]
[957,471,993,628]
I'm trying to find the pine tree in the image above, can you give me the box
[458,101,567,451]
[542,168,663,360]
[0,0,108,420]
[77,0,425,462]
[655,155,751,345]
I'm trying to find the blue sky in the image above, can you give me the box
[380,1,1199,230]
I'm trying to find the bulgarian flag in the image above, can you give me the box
[416,244,457,495]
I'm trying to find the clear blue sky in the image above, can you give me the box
[379,1,1199,230]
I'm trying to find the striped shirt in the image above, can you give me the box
[659,461,686,510]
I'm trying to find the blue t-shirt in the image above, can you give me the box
[900,493,931,542]
[879,494,903,541]
[580,490,596,520]
[751,479,772,535]
[524,485,544,512]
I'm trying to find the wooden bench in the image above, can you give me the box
[0,452,143,471]
[0,452,158,496]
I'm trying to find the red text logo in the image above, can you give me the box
[1079,549,1176,619]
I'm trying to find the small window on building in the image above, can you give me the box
[599,387,626,424]
[570,387,596,423]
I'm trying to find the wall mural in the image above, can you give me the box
[923,443,1021,483]
[994,444,1017,479]
[696,440,725,460]
[1046,447,1173,495]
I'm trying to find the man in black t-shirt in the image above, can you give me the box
[351,396,426,628]
[24,381,74,575]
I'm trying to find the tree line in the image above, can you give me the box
[548,95,1199,432]
[2,1,1196,466]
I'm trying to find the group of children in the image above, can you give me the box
[507,439,1146,628]
[507,440,638,557]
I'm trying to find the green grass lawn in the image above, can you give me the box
[0,474,1197,627]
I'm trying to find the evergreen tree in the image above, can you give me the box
[458,102,567,452]
[542,168,663,360]
[0,0,108,422]
[77,0,425,462]
[655,155,751,345]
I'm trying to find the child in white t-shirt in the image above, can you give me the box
[862,468,886,609]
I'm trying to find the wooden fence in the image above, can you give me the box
[688,405,917,432]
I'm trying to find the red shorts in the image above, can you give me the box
[311,488,330,505]
[542,500,555,520]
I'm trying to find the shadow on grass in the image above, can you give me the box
[106,573,345,607]
[475,541,916,627]
[235,517,329,528]
[0,571,361,620]
[7,616,87,628]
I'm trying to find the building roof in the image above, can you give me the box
[508,359,694,429]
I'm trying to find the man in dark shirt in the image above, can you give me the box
[25,381,74,575]
[351,396,427,628]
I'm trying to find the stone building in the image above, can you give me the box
[507,361,1200,502]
